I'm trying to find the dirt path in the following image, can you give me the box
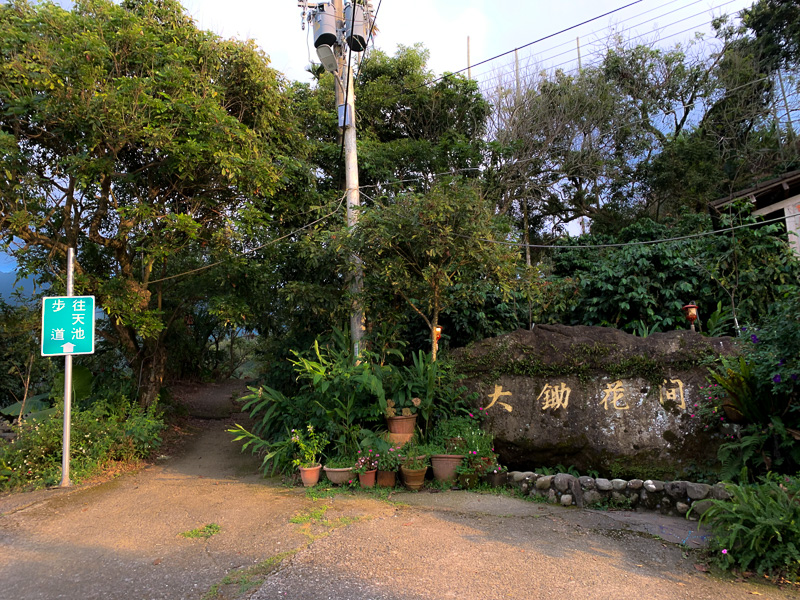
[0,380,394,600]
[0,381,796,600]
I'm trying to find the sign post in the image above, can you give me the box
[40,248,95,487]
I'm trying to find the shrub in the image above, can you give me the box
[696,472,800,580]
[0,399,164,491]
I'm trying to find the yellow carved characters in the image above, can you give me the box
[599,380,630,410]
[537,382,571,411]
[659,378,686,410]
[484,385,513,413]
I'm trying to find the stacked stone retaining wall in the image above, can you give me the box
[506,470,731,518]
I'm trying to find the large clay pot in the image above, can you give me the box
[299,464,322,487]
[376,470,396,488]
[430,454,463,483]
[386,414,417,446]
[359,469,377,488]
[387,414,417,433]
[400,465,427,491]
[323,466,354,485]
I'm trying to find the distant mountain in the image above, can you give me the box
[0,271,41,303]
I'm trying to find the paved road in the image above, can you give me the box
[0,381,795,600]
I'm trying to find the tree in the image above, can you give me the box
[354,179,517,361]
[0,0,301,405]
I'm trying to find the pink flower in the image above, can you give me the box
[469,413,474,417]
[721,549,728,555]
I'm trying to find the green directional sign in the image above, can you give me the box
[41,296,96,356]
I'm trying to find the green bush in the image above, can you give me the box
[0,400,164,491]
[696,472,800,580]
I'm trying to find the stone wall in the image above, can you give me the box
[504,470,730,518]
[453,325,735,478]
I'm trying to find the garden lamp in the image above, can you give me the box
[682,303,698,332]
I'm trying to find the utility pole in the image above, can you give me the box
[301,1,371,356]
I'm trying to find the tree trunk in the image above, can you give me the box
[134,342,167,408]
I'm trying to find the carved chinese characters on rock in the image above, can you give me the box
[659,378,686,410]
[538,382,571,411]
[600,380,630,410]
[484,385,513,412]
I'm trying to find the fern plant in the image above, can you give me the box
[695,471,800,580]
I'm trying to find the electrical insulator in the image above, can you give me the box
[344,3,368,52]
[312,3,337,49]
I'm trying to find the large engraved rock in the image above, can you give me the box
[453,325,734,478]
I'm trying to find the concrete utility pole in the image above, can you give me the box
[302,0,369,356]
[333,0,365,357]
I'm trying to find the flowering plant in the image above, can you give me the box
[485,462,507,475]
[353,448,379,474]
[291,425,328,468]
[376,446,402,471]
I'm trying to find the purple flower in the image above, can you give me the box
[792,374,798,381]
[773,374,782,383]
[779,358,786,366]
[750,334,759,343]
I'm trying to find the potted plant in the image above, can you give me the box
[291,425,328,487]
[456,451,485,489]
[376,445,402,488]
[399,446,429,491]
[353,449,379,488]
[384,397,421,445]
[323,454,356,485]
[483,462,508,488]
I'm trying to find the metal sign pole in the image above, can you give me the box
[60,248,74,488]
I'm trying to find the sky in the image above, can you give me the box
[182,0,756,86]
[1,0,757,273]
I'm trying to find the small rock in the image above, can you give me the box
[690,499,715,517]
[595,478,612,491]
[553,473,576,493]
[536,475,554,491]
[627,479,643,490]
[578,476,596,490]
[710,483,731,501]
[560,494,573,507]
[685,482,711,500]
[665,481,687,499]
[583,490,603,506]
[611,478,627,491]
[611,491,627,504]
[510,471,528,483]
[676,502,690,515]
[547,489,559,504]
[644,479,664,492]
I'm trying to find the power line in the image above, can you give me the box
[461,214,790,250]
[412,0,646,91]
[475,0,738,91]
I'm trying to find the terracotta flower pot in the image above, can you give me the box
[400,465,427,491]
[323,466,354,485]
[299,464,322,487]
[386,414,417,434]
[376,470,396,488]
[430,454,463,483]
[359,469,377,488]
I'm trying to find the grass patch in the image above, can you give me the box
[202,550,297,599]
[289,505,329,524]
[180,523,221,539]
